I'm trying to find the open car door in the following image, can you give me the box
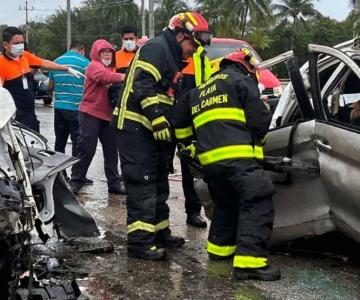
[262,52,332,246]
[308,43,360,243]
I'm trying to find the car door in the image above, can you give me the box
[263,53,333,246]
[308,43,360,243]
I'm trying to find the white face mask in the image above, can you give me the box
[123,40,136,52]
[101,59,112,66]
[10,43,24,57]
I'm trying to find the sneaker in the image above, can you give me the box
[127,246,167,261]
[186,214,207,228]
[108,181,127,195]
[156,235,185,248]
[233,265,281,281]
[84,178,94,185]
[69,180,85,195]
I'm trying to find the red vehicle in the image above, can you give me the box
[206,38,282,109]
[136,37,282,109]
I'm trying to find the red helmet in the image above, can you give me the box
[168,12,212,46]
[222,48,260,76]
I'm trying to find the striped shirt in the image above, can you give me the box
[49,50,90,111]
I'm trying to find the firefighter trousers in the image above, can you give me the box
[205,159,275,261]
[117,129,172,251]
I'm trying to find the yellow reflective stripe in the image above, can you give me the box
[128,221,156,234]
[135,60,161,82]
[124,110,152,130]
[113,106,119,116]
[233,255,268,268]
[198,145,256,165]
[175,127,193,139]
[140,96,159,109]
[254,145,264,160]
[155,219,170,231]
[194,48,202,87]
[206,240,236,256]
[193,108,246,129]
[186,12,198,25]
[117,50,141,129]
[158,94,174,106]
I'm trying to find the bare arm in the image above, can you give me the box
[40,59,69,71]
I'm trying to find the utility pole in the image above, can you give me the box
[148,0,154,38]
[141,0,145,37]
[19,1,34,46]
[66,0,71,50]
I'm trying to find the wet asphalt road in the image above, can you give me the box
[35,103,360,300]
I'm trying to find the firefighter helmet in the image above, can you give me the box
[222,48,260,76]
[168,12,212,46]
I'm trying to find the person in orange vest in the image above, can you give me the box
[115,25,139,73]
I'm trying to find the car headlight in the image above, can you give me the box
[273,86,283,97]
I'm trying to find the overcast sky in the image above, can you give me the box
[0,0,353,27]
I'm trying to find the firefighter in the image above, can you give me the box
[177,46,212,228]
[164,49,281,280]
[111,12,212,261]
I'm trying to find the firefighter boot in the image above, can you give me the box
[127,246,167,261]
[233,265,281,281]
[156,233,185,248]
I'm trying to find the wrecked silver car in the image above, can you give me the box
[196,38,360,246]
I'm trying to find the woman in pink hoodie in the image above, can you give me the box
[70,39,125,195]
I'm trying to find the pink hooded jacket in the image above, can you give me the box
[79,39,124,121]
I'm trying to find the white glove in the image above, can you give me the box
[67,67,85,79]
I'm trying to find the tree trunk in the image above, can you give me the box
[241,5,249,38]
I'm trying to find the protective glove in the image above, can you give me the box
[67,67,85,79]
[178,143,197,159]
[151,116,172,142]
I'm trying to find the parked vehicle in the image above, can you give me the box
[33,69,52,105]
[194,38,360,246]
[137,37,282,110]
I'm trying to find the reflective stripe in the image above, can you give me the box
[140,96,159,109]
[158,94,174,106]
[117,50,141,129]
[198,145,261,165]
[254,145,264,160]
[186,12,198,25]
[233,255,268,268]
[175,127,193,139]
[206,240,236,256]
[124,110,152,130]
[135,60,161,82]
[193,108,246,129]
[155,219,170,231]
[193,46,213,86]
[128,221,156,234]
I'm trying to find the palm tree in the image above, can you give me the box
[196,0,272,38]
[229,0,271,38]
[154,0,189,33]
[272,0,320,49]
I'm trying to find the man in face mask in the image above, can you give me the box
[115,25,139,73]
[0,26,84,132]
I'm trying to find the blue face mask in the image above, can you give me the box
[10,43,24,57]
[123,40,136,52]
